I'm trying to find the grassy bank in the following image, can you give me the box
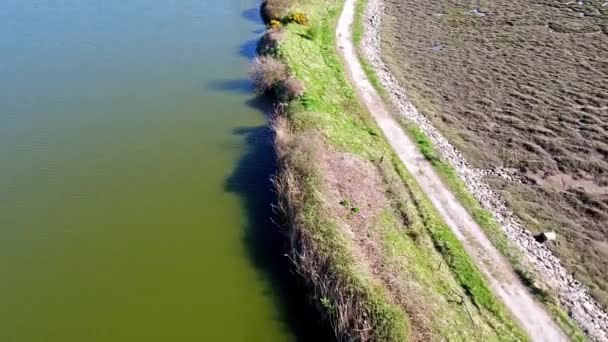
[257,0,527,340]
[348,0,587,340]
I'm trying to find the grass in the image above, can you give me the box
[264,0,530,339]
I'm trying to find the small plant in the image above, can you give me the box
[320,297,334,312]
[249,56,289,94]
[269,19,282,30]
[285,11,309,25]
[339,199,351,207]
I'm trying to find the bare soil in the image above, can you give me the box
[380,0,608,309]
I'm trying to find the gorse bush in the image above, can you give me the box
[269,19,283,30]
[285,12,309,25]
[260,0,289,23]
[249,55,289,93]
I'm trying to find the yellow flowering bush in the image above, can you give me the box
[269,19,283,30]
[285,12,309,25]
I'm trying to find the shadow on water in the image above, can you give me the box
[242,7,262,23]
[207,79,253,93]
[240,39,260,59]
[223,4,334,340]
[225,93,335,341]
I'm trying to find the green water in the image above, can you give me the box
[0,1,317,340]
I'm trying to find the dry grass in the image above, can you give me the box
[381,0,608,308]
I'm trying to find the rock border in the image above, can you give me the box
[360,0,608,340]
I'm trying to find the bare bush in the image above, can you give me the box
[261,0,289,23]
[249,55,288,94]
[257,28,285,56]
[278,76,305,101]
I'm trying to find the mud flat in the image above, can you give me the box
[359,0,608,339]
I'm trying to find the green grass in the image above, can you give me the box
[267,0,531,339]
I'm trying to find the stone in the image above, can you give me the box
[535,231,557,243]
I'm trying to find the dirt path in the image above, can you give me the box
[336,0,569,340]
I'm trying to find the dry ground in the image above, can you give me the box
[380,0,608,308]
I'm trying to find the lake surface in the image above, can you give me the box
[0,0,313,340]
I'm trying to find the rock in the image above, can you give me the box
[535,231,557,243]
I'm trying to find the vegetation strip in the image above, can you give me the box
[253,0,530,340]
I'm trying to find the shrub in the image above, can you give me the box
[249,56,289,94]
[285,11,309,25]
[278,76,305,101]
[260,0,289,23]
[257,28,285,56]
[269,19,283,30]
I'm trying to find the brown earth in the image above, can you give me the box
[380,0,608,308]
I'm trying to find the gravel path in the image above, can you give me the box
[336,0,570,340]
[357,0,608,340]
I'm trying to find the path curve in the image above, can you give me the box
[336,0,568,340]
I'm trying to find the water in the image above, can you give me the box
[0,1,319,340]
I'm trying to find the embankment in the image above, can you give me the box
[254,0,528,340]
